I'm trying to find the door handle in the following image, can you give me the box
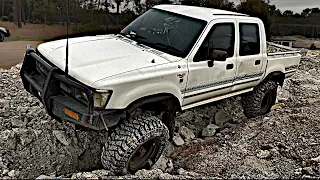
[255,60,261,65]
[226,64,234,70]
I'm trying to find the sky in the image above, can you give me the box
[229,0,320,14]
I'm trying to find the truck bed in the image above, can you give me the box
[266,42,302,78]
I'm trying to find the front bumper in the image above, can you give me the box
[20,45,123,130]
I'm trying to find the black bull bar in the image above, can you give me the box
[20,45,122,130]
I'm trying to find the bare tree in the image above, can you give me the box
[13,0,17,24]
[17,0,22,28]
[97,0,101,10]
[2,0,5,17]
[22,2,26,25]
[42,0,47,24]
[115,0,121,13]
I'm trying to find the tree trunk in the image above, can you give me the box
[105,0,109,30]
[42,0,47,24]
[116,2,120,13]
[22,3,26,25]
[25,0,31,22]
[97,0,100,10]
[2,0,5,17]
[17,0,22,28]
[61,0,65,26]
[13,0,17,25]
[91,0,94,22]
[72,0,76,23]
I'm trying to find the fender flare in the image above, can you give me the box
[265,71,285,86]
[126,93,181,113]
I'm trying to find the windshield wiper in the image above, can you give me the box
[152,43,182,55]
[120,31,146,40]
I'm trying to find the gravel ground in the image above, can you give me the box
[0,51,319,179]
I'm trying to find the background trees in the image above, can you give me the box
[0,0,319,38]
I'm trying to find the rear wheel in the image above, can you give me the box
[101,113,169,174]
[0,32,4,42]
[242,80,278,118]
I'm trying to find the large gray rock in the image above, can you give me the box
[215,109,232,126]
[11,118,24,128]
[0,130,17,150]
[71,170,112,179]
[53,130,71,146]
[36,175,56,179]
[0,99,10,108]
[152,155,173,173]
[179,126,195,141]
[177,168,200,177]
[311,155,320,163]
[256,150,271,159]
[302,167,316,176]
[2,169,9,176]
[135,169,164,179]
[202,124,220,137]
[173,134,184,146]
[163,142,175,157]
[8,170,19,178]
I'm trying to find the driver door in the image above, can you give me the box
[183,19,237,107]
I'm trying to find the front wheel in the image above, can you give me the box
[242,80,278,118]
[101,114,169,174]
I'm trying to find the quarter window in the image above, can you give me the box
[194,23,235,62]
[239,23,260,56]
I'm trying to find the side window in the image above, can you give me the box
[239,23,260,56]
[194,23,235,62]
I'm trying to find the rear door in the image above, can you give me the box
[232,20,264,92]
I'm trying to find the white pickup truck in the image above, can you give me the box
[20,5,301,174]
[0,26,10,42]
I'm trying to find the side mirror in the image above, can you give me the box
[211,49,228,61]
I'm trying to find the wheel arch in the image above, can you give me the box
[126,93,181,114]
[264,71,285,86]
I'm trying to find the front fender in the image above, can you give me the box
[105,81,182,109]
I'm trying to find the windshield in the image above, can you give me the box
[120,9,207,57]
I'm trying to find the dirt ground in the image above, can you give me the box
[0,22,69,41]
[0,41,40,69]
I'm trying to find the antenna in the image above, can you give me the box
[65,0,70,75]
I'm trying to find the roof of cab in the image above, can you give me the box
[153,4,248,22]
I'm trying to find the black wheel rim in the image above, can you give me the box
[128,137,160,173]
[261,90,274,114]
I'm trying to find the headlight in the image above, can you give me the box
[93,91,112,108]
[80,92,88,101]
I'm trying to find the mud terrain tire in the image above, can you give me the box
[101,114,169,174]
[0,32,4,42]
[242,80,278,118]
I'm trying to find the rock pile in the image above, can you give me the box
[1,51,320,179]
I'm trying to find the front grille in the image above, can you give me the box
[60,82,89,106]
[36,60,49,76]
[28,50,91,108]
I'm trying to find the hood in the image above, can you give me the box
[37,34,180,87]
